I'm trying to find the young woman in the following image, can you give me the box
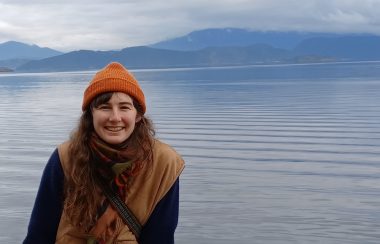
[23,62,185,244]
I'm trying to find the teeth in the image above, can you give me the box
[106,127,123,132]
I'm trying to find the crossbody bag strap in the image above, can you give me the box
[97,177,142,239]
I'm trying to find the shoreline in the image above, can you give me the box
[2,60,380,75]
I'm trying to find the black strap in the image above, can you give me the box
[97,177,142,239]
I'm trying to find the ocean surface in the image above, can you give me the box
[1,62,380,243]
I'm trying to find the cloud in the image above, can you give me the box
[0,0,380,52]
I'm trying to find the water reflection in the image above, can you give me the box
[1,63,380,243]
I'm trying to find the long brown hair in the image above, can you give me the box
[63,92,155,230]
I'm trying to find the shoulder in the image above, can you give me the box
[57,141,70,156]
[127,140,184,224]
[152,139,180,158]
[152,139,185,176]
[57,141,71,177]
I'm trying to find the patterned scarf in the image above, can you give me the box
[88,133,137,243]
[89,134,136,196]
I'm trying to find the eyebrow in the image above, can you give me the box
[97,101,133,107]
[118,101,133,106]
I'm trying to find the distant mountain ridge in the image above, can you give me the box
[17,44,297,72]
[150,28,341,50]
[0,41,63,70]
[2,28,380,72]
[0,41,62,60]
[294,35,380,60]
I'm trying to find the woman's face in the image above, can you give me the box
[92,92,141,145]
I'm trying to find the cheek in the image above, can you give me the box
[121,112,139,125]
[92,119,102,133]
[122,116,137,126]
[92,112,108,129]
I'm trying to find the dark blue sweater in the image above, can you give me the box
[23,149,179,244]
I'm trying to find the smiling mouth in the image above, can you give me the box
[105,126,124,132]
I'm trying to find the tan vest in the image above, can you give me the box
[55,140,185,243]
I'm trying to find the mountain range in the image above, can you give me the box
[0,41,63,70]
[150,28,342,50]
[1,28,380,72]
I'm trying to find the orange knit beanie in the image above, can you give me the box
[82,62,146,113]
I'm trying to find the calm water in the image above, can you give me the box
[1,62,380,243]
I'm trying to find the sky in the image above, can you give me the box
[1,0,380,52]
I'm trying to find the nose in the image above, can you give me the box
[109,108,121,122]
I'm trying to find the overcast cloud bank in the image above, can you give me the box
[1,0,380,52]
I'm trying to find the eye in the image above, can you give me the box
[120,105,132,111]
[96,104,111,110]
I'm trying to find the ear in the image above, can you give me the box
[135,114,142,123]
